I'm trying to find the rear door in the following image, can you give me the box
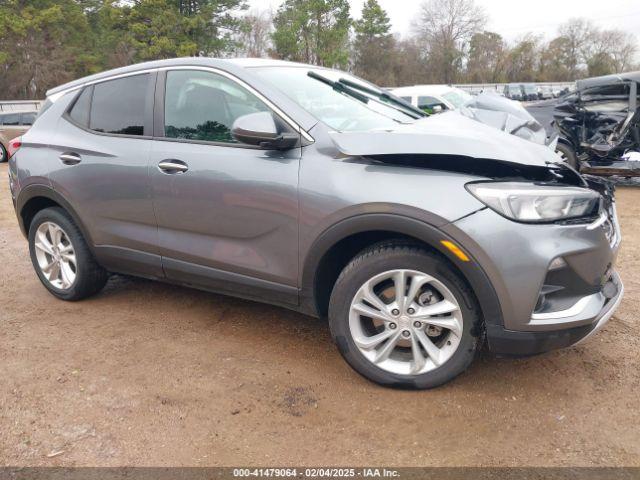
[149,68,301,304]
[48,72,162,277]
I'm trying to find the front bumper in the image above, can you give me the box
[485,271,623,356]
[443,188,621,355]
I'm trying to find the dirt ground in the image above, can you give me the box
[1,162,639,467]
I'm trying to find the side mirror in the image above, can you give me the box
[432,105,444,113]
[231,112,298,150]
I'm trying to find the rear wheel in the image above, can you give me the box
[0,143,7,163]
[328,242,483,389]
[556,143,578,169]
[29,207,108,301]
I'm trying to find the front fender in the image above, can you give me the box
[300,212,503,327]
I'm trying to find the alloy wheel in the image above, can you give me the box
[34,221,77,290]
[349,269,463,376]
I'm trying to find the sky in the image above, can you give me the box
[246,0,640,43]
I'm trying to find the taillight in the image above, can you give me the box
[7,136,21,159]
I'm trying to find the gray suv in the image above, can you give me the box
[8,58,623,389]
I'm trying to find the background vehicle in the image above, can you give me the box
[0,111,36,162]
[503,83,523,100]
[392,85,473,113]
[553,71,640,174]
[521,84,538,101]
[9,58,622,389]
[539,86,554,100]
[392,85,549,146]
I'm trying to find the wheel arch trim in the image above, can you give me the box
[300,213,504,327]
[16,184,95,251]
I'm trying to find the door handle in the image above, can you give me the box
[59,152,82,165]
[158,159,189,174]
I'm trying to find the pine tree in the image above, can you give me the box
[352,0,395,85]
[272,0,351,68]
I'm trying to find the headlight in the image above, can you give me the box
[466,182,601,222]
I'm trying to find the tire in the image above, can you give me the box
[556,143,578,169]
[0,143,7,163]
[328,242,483,389]
[28,207,108,301]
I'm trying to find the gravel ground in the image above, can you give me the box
[1,162,639,467]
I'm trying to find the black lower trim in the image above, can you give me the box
[486,323,595,357]
[94,245,164,279]
[163,257,299,308]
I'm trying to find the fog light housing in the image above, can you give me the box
[549,257,567,271]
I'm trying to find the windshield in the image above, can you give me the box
[524,84,537,94]
[442,89,473,109]
[252,67,417,132]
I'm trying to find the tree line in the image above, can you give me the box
[1,0,638,99]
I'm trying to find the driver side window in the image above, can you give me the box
[164,70,272,144]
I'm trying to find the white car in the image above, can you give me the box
[391,85,473,113]
[391,84,549,146]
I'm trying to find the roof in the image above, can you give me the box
[44,56,323,134]
[226,58,313,68]
[576,71,640,90]
[46,57,318,97]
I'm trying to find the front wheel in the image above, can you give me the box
[328,242,483,389]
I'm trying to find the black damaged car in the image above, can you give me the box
[553,71,640,175]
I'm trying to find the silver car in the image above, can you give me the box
[9,58,623,389]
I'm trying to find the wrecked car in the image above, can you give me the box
[9,58,622,389]
[391,85,550,147]
[553,71,640,175]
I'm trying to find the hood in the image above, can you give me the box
[328,111,559,168]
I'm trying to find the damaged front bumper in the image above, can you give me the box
[485,271,623,356]
[443,183,622,356]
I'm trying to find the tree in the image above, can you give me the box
[538,37,572,82]
[556,18,594,78]
[234,9,273,57]
[466,31,506,83]
[352,0,395,85]
[0,0,97,99]
[587,29,638,75]
[390,37,430,86]
[174,0,248,56]
[121,0,246,61]
[414,0,486,84]
[271,0,351,68]
[505,34,541,82]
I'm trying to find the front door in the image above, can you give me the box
[150,69,301,304]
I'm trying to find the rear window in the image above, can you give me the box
[21,112,36,126]
[68,87,92,127]
[1,113,20,126]
[67,74,149,136]
[90,74,148,136]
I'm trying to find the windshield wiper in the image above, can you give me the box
[307,71,371,104]
[337,78,426,119]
